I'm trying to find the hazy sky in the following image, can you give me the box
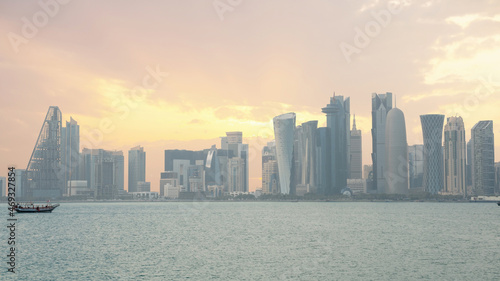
[1,0,499,192]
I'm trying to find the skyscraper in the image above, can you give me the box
[61,117,80,195]
[81,148,124,199]
[128,146,146,193]
[262,141,279,194]
[350,115,362,179]
[408,145,424,189]
[322,95,350,194]
[26,106,64,199]
[371,93,392,193]
[443,116,467,196]
[299,121,318,192]
[385,108,408,194]
[315,127,331,195]
[420,114,445,194]
[273,113,296,194]
[471,121,495,195]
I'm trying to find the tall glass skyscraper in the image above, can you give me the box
[26,106,64,199]
[443,116,467,196]
[128,146,146,193]
[420,114,445,194]
[371,93,392,193]
[471,120,495,195]
[350,116,362,179]
[273,113,296,195]
[315,127,331,195]
[322,95,350,194]
[385,108,408,194]
[61,117,80,194]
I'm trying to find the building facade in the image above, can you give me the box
[350,116,362,179]
[273,113,296,194]
[128,146,146,193]
[471,121,495,195]
[371,93,392,193]
[385,108,408,194]
[322,95,350,194]
[443,116,467,196]
[420,114,445,194]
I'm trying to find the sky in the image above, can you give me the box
[1,0,500,192]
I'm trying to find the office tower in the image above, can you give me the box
[420,114,445,194]
[408,145,424,189]
[160,171,178,197]
[114,151,124,192]
[350,115,362,179]
[188,160,205,192]
[262,141,279,194]
[26,106,64,199]
[299,121,318,192]
[228,158,245,192]
[293,125,303,195]
[81,148,124,199]
[0,177,5,197]
[385,108,408,194]
[466,140,472,187]
[443,116,467,196]
[471,121,495,195]
[14,169,26,198]
[128,146,146,193]
[315,127,331,195]
[273,113,296,194]
[224,132,249,193]
[371,93,392,193]
[495,163,500,195]
[61,117,80,194]
[322,95,350,194]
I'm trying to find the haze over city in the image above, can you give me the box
[1,0,500,192]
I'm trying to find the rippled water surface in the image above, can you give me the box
[2,202,499,280]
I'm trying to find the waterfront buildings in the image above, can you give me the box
[420,114,445,194]
[471,121,495,195]
[128,146,146,193]
[371,93,392,193]
[61,117,80,192]
[443,116,467,196]
[350,116,362,179]
[0,177,5,197]
[385,107,408,194]
[262,141,280,194]
[273,113,296,194]
[81,148,124,199]
[408,145,424,190]
[322,95,350,194]
[26,106,64,199]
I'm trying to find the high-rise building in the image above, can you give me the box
[224,132,249,192]
[420,114,445,194]
[81,148,124,199]
[273,113,296,194]
[299,121,318,192]
[350,115,362,179]
[228,158,245,192]
[443,116,467,196]
[262,141,279,194]
[495,162,500,195]
[26,106,64,199]
[315,127,331,195]
[14,169,26,198]
[128,146,146,193]
[322,95,350,194]
[408,145,424,189]
[471,121,495,195]
[61,117,80,194]
[371,93,392,193]
[466,140,472,188]
[385,108,408,194]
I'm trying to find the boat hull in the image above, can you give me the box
[14,204,59,213]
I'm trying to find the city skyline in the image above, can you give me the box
[2,1,500,192]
